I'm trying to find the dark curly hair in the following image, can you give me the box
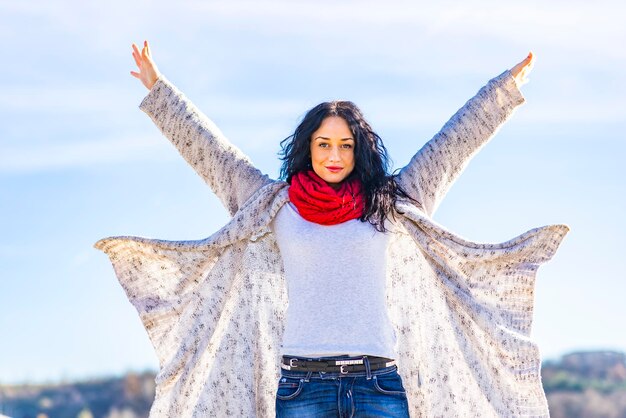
[278,100,418,232]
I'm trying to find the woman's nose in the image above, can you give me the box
[329,147,341,161]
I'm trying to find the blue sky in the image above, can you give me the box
[1,0,624,384]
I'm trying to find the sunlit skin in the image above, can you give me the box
[309,116,356,190]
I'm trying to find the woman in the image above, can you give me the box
[95,41,569,417]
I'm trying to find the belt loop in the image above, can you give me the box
[304,371,312,382]
[364,355,372,380]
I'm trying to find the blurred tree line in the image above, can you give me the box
[0,371,154,418]
[543,351,626,417]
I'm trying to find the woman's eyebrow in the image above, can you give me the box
[314,136,354,141]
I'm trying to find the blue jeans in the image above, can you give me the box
[275,355,410,417]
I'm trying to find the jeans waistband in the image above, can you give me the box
[280,364,398,379]
[280,354,397,380]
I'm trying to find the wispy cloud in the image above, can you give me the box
[0,84,136,114]
[3,0,624,63]
[0,134,171,173]
[1,86,622,175]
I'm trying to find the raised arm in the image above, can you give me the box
[130,41,272,217]
[396,53,534,218]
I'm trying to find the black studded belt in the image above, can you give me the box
[281,355,396,374]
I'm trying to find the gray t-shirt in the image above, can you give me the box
[270,202,398,359]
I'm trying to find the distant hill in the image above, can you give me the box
[2,351,626,417]
[0,372,155,418]
[543,351,626,418]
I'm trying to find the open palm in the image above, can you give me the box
[130,40,161,90]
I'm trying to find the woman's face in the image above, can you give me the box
[309,116,355,190]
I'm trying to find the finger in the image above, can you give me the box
[524,52,532,63]
[516,56,529,69]
[142,48,154,64]
[132,44,144,64]
[132,49,142,68]
[132,43,141,57]
[518,67,530,84]
[145,40,151,57]
[524,55,535,73]
[524,52,535,69]
[130,71,140,78]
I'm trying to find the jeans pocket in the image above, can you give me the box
[372,372,407,396]
[276,376,304,401]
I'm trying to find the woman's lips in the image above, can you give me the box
[326,166,342,173]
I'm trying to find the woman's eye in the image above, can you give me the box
[317,143,352,149]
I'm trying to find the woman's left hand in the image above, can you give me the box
[510,52,535,87]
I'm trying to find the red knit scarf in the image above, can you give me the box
[288,170,365,225]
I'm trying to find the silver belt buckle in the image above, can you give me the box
[339,365,348,374]
[289,358,299,368]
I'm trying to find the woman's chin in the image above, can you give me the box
[321,175,346,187]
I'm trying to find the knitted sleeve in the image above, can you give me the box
[395,69,526,218]
[139,75,273,217]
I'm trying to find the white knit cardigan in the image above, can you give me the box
[94,69,569,417]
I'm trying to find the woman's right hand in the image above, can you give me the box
[130,40,161,90]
